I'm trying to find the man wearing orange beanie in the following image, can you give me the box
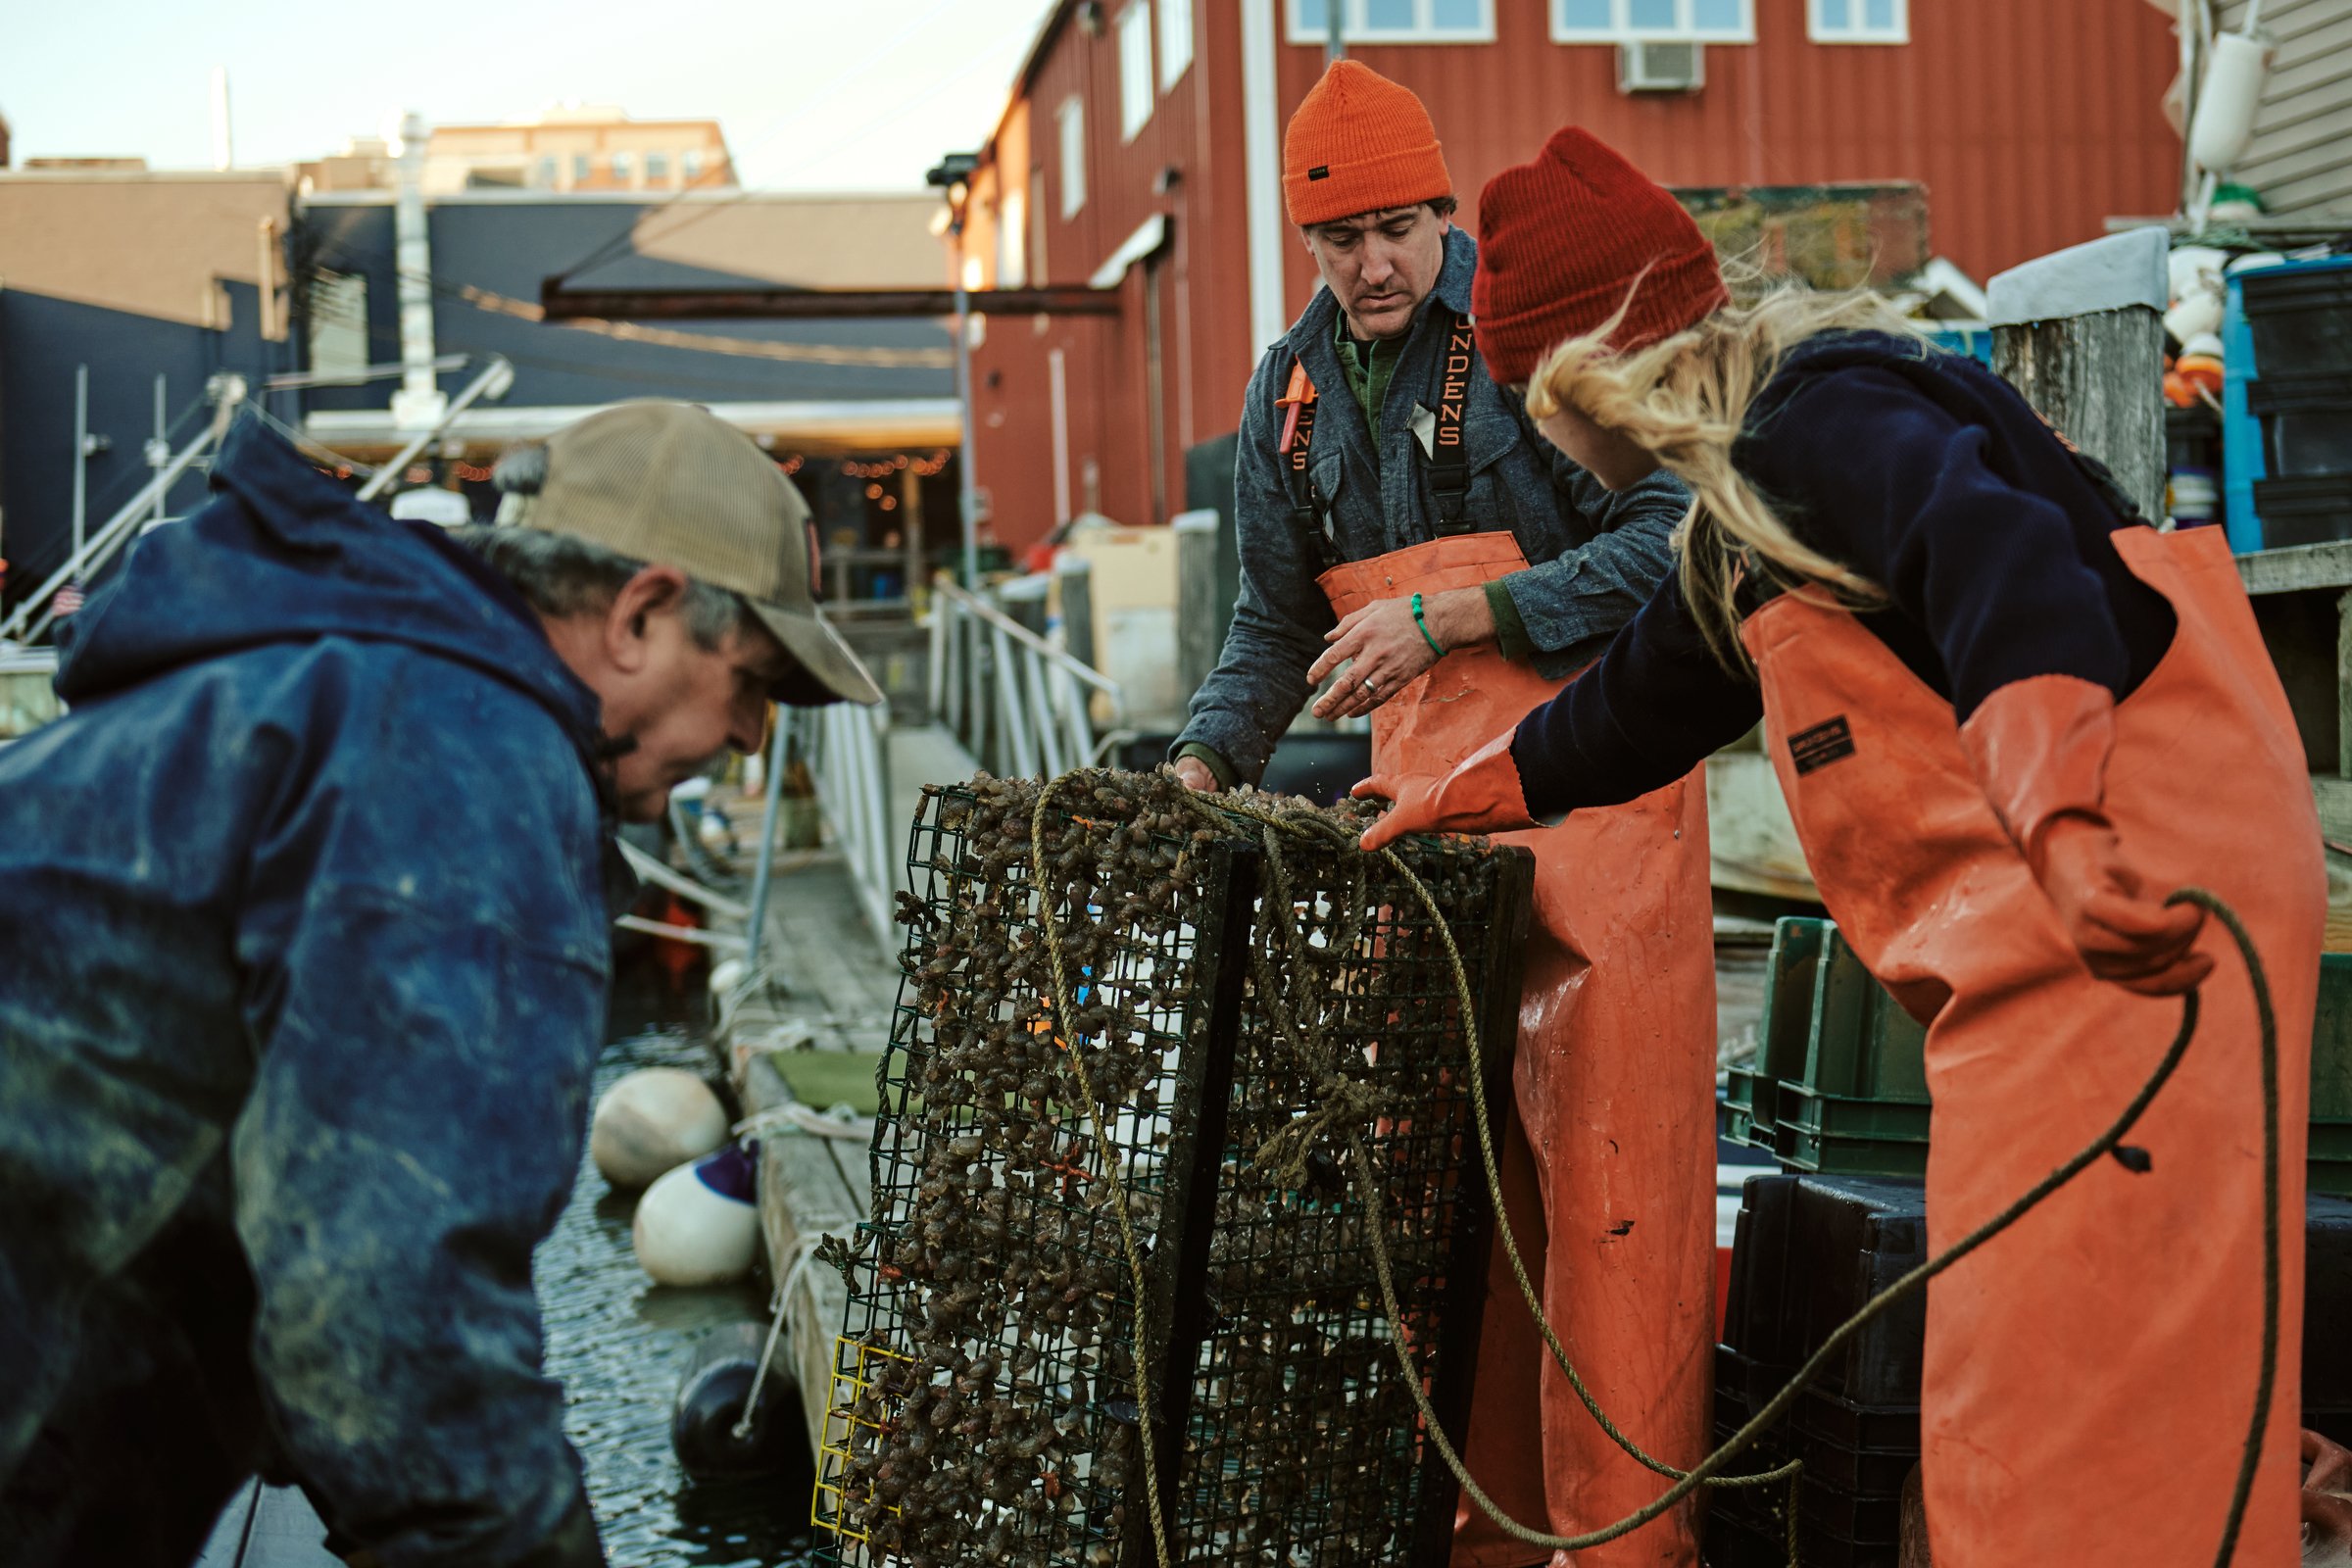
[1172,66,1716,1568]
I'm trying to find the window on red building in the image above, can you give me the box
[1808,0,1904,43]
[1057,97,1087,218]
[1119,2,1155,140]
[1289,0,1494,44]
[1159,0,1195,89]
[1552,0,1752,42]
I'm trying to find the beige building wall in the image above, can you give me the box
[625,193,948,288]
[0,171,290,332]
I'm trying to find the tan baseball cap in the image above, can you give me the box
[501,401,882,707]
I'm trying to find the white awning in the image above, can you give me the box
[305,397,961,452]
[1088,214,1168,290]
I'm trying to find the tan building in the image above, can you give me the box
[420,106,734,196]
[0,166,292,333]
[296,109,736,198]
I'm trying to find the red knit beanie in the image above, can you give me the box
[1472,127,1729,384]
[1283,61,1453,227]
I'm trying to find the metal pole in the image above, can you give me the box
[1326,0,1346,61]
[71,366,88,562]
[742,709,793,967]
[390,110,447,433]
[150,374,169,527]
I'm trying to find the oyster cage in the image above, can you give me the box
[814,770,1534,1568]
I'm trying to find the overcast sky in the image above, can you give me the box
[0,0,1057,191]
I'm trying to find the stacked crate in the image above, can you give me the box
[1725,921,2352,1198]
[1706,1174,1928,1568]
[2221,254,2352,552]
[1723,921,1929,1179]
[2316,956,2352,1200]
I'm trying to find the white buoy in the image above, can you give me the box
[633,1146,760,1287]
[709,956,748,998]
[2189,31,2273,175]
[2164,289,2226,346]
[591,1068,730,1190]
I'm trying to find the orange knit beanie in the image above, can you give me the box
[1283,61,1452,227]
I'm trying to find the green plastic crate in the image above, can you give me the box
[1778,1085,1933,1144]
[2318,956,2352,1119]
[1773,1121,1931,1179]
[2313,1120,2351,1195]
[1723,920,1832,1152]
[2310,956,2352,1196]
[1800,924,1931,1105]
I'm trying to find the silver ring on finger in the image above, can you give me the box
[1360,675,1379,695]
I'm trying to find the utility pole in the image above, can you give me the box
[147,374,170,528]
[1326,0,1347,60]
[390,111,448,433]
[926,153,983,589]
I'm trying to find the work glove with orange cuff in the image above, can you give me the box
[1958,674,2212,997]
[1352,729,1539,853]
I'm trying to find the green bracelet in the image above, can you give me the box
[1410,592,1446,658]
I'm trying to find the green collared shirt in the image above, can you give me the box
[1332,312,1403,451]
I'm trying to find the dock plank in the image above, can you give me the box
[739,1050,873,1462]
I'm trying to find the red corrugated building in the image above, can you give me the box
[955,0,2185,550]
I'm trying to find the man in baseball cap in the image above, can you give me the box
[0,402,870,1568]
[482,399,882,819]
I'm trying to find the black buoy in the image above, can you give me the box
[671,1320,815,1488]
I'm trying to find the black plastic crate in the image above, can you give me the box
[1788,1386,1920,1455]
[2313,1196,2352,1414]
[1798,1477,1903,1547]
[1705,1511,1895,1568]
[1722,1176,1800,1363]
[2251,474,2352,548]
[1797,1439,1918,1497]
[815,773,1535,1568]
[2243,262,2352,378]
[2250,372,2352,478]
[1719,1174,1929,1405]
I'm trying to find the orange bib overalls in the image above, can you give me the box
[1321,532,1719,1568]
[1742,524,2321,1564]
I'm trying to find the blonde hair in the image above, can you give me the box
[1526,285,1925,667]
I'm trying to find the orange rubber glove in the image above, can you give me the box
[1351,729,1539,853]
[1958,674,2210,997]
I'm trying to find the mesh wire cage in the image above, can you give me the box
[814,769,1534,1568]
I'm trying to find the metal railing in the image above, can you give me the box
[928,576,1123,779]
[0,402,238,647]
[794,697,897,944]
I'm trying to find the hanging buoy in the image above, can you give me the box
[670,1320,814,1484]
[2190,31,2273,175]
[591,1067,730,1190]
[633,1144,760,1287]
[709,956,748,998]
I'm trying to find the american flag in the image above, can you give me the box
[52,577,85,617]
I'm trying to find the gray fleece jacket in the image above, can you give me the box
[1174,225,1690,786]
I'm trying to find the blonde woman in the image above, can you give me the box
[1364,127,2322,1567]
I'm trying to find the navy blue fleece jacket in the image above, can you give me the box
[0,417,612,1567]
[1508,331,2177,815]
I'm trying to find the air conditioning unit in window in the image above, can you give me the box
[1618,40,1704,93]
